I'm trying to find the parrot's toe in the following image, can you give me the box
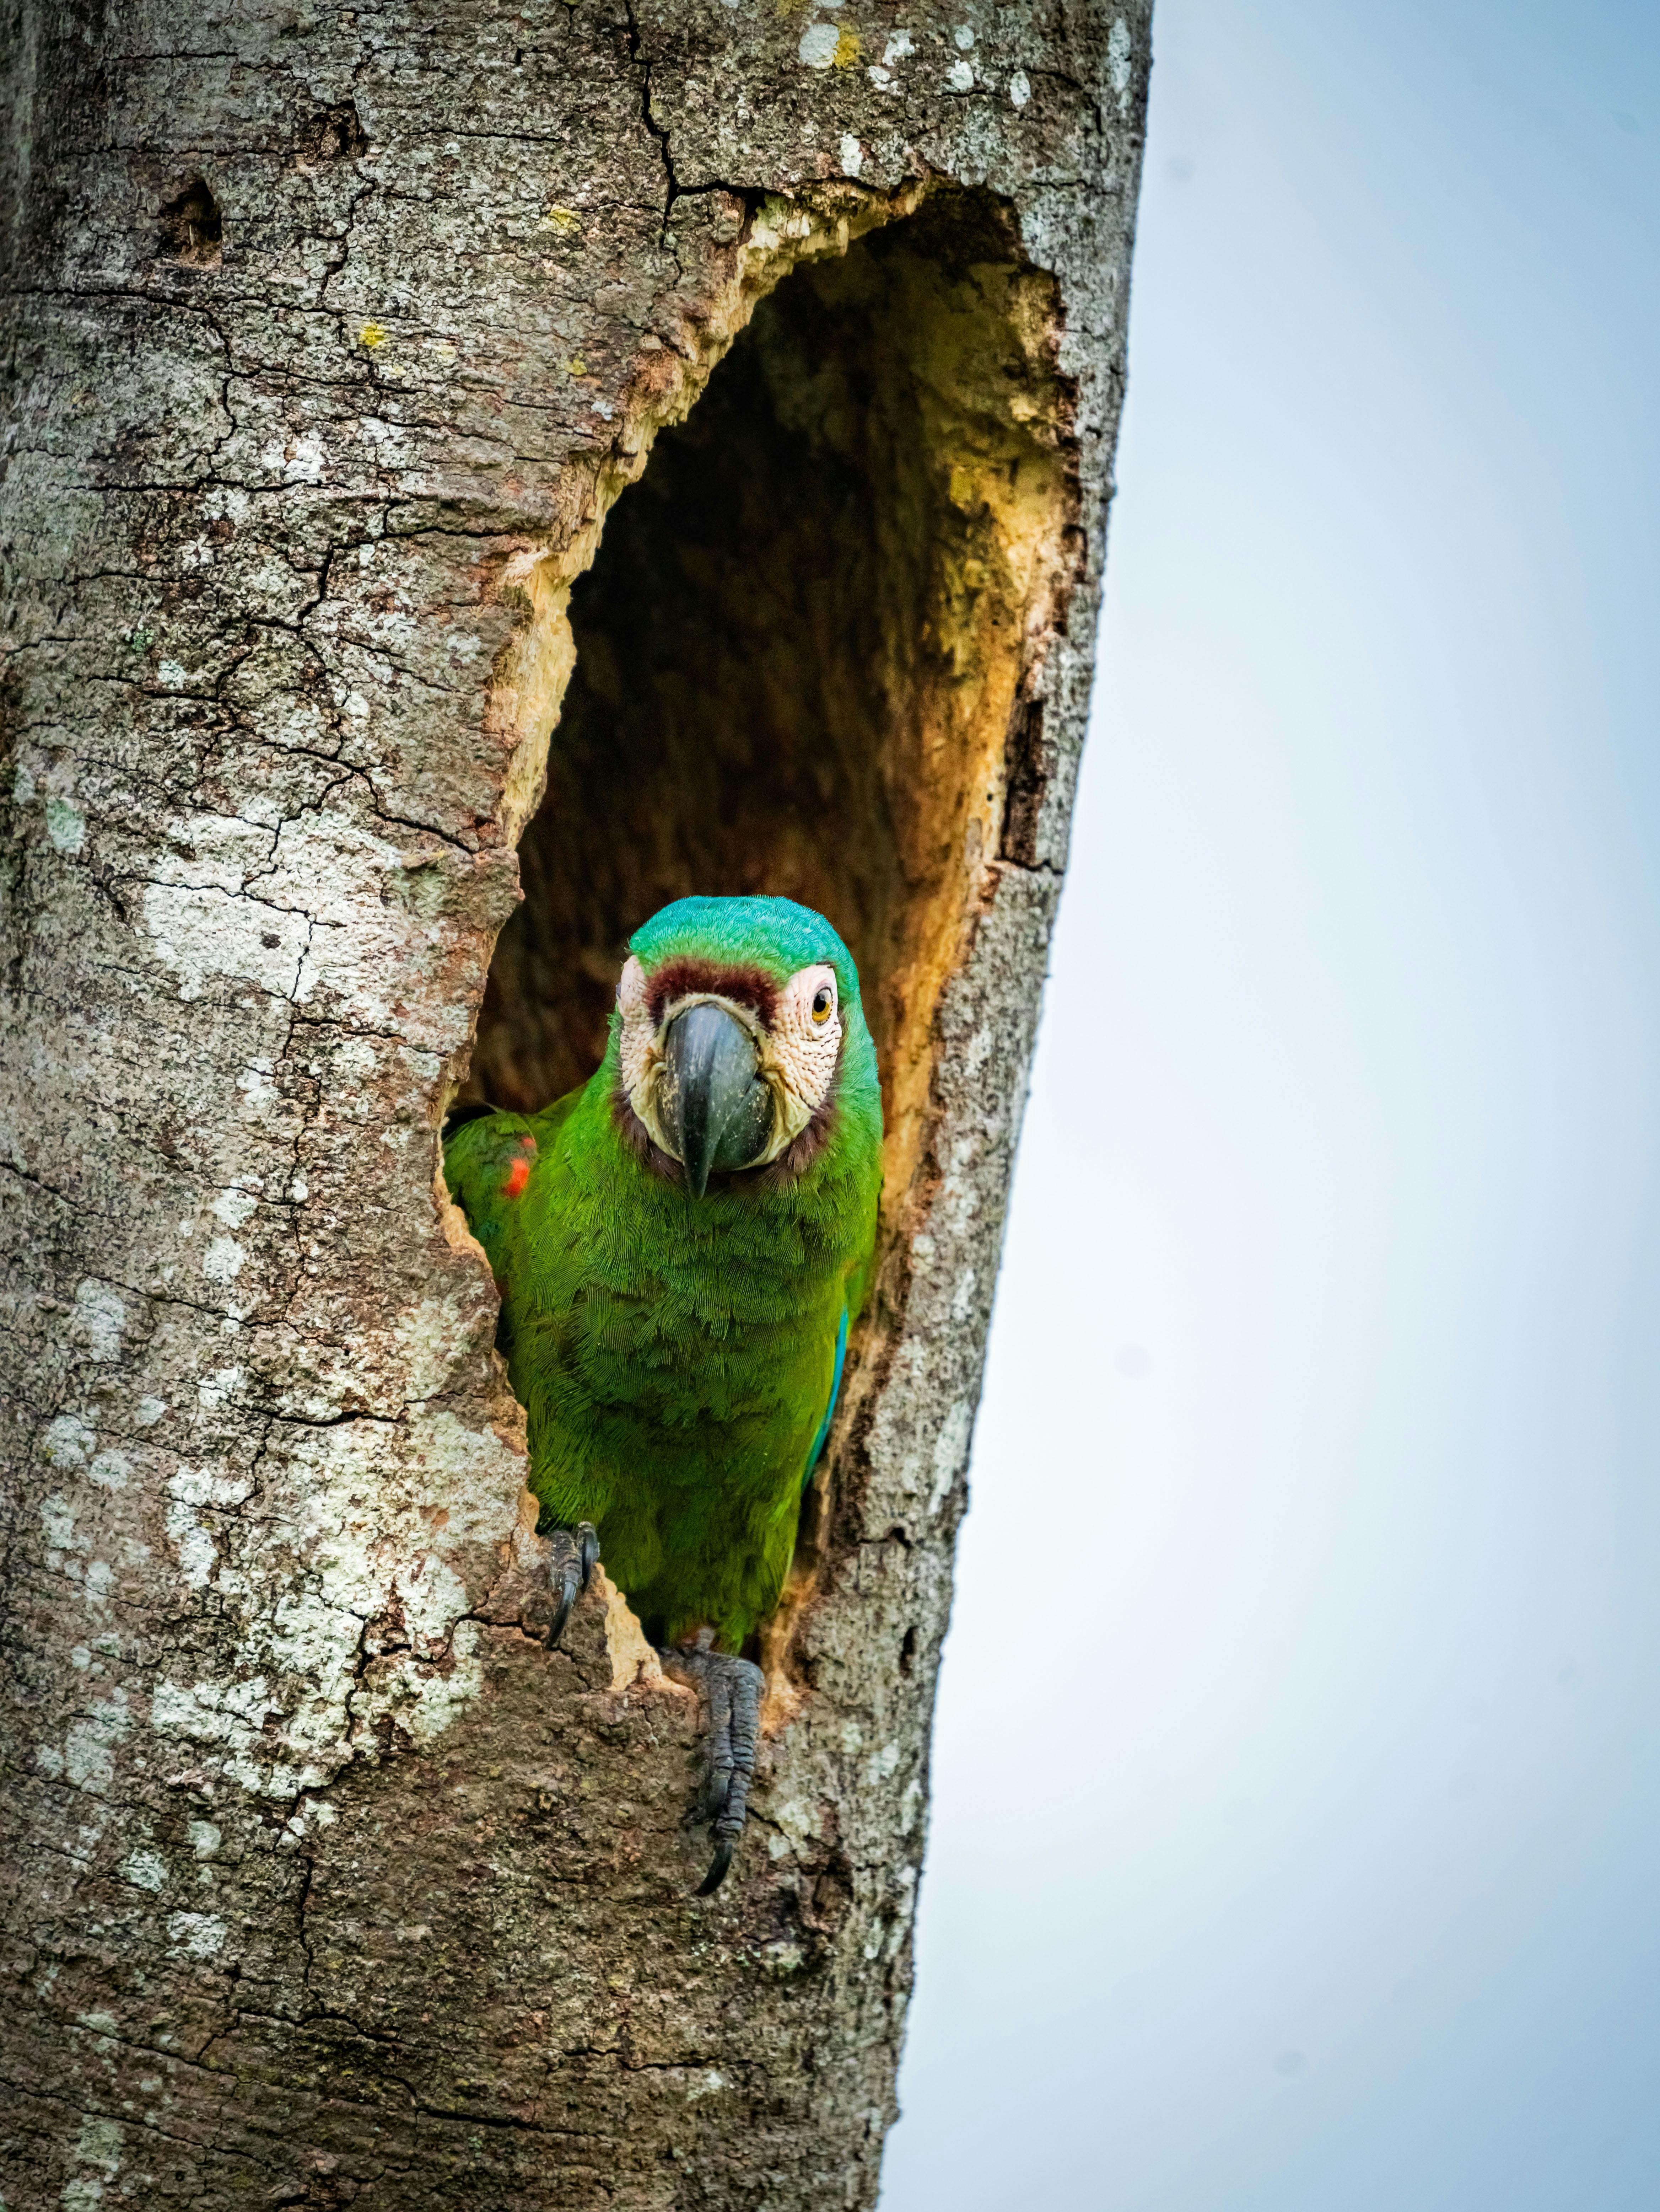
[542,1520,600,1648]
[664,1647,764,1895]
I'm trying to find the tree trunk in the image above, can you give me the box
[0,4,1147,2204]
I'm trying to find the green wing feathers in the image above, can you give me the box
[442,1109,538,1289]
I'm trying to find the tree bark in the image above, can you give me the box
[0,4,1147,2205]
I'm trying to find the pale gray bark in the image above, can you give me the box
[0,3,1147,2204]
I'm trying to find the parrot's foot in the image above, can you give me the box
[664,1645,764,1896]
[541,1520,600,1648]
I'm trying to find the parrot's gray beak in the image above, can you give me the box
[661,1002,772,1198]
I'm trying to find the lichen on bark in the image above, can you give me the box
[0,2,1148,2204]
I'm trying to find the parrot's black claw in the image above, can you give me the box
[542,1520,600,1648]
[663,1647,764,1895]
[696,1840,735,1898]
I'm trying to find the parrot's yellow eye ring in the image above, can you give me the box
[811,985,834,1024]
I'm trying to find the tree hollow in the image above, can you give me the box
[467,190,1077,1227]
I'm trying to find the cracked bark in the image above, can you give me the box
[0,3,1148,2207]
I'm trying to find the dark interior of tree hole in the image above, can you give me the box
[462,193,1047,1122]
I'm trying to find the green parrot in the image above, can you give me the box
[443,895,883,1889]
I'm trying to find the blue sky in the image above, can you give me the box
[882,4,1660,2206]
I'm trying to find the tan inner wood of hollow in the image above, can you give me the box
[468,189,1078,1239]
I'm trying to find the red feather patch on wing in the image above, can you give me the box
[501,1154,532,1199]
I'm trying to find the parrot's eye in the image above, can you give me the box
[811,985,834,1024]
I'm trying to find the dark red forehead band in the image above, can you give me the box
[643,958,780,1029]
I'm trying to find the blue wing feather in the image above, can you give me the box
[804,1308,849,1487]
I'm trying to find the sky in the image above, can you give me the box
[880,4,1660,2208]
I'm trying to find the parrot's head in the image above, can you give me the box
[612,895,877,1198]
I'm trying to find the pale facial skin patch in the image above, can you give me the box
[617,955,843,1170]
